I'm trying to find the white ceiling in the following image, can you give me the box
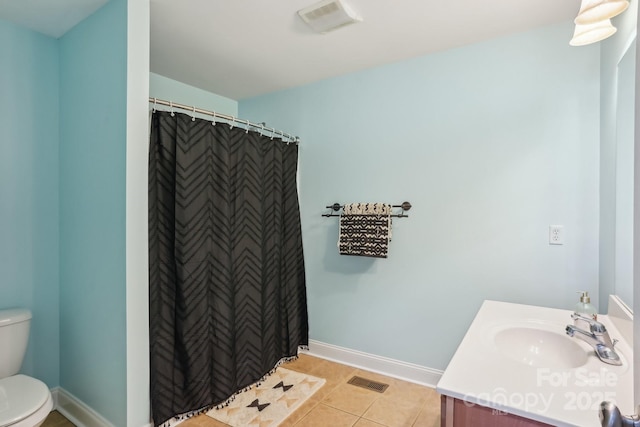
[0,0,108,38]
[0,0,580,99]
[150,0,580,100]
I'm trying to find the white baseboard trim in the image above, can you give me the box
[50,387,115,427]
[50,387,59,408]
[303,339,443,388]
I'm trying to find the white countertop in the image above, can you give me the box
[436,300,633,427]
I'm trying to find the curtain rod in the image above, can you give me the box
[148,97,300,144]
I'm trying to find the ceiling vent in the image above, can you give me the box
[297,0,362,34]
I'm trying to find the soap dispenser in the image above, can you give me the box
[575,291,597,320]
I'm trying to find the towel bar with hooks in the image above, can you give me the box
[322,202,412,218]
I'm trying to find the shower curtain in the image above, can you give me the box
[148,110,308,426]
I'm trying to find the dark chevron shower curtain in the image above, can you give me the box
[148,110,308,426]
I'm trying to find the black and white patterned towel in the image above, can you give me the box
[338,203,392,258]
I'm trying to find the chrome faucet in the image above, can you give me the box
[565,313,622,366]
[599,401,640,427]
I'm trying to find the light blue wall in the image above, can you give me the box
[149,72,238,116]
[59,0,127,424]
[599,1,638,310]
[240,22,601,370]
[0,19,60,388]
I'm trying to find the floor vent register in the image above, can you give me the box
[347,376,389,393]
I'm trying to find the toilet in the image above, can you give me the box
[0,309,53,427]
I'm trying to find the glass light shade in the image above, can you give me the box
[570,19,617,46]
[574,0,629,25]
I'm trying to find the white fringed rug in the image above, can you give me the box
[206,368,325,427]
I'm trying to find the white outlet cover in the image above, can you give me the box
[549,225,564,245]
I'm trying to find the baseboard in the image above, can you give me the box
[50,387,59,408]
[303,339,443,388]
[50,387,115,427]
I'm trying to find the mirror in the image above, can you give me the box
[614,37,636,309]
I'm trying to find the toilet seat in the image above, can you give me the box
[0,375,52,427]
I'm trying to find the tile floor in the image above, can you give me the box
[42,410,75,427]
[182,354,440,427]
[42,354,441,427]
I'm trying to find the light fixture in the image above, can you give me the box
[574,0,629,25]
[569,19,617,46]
[297,0,362,34]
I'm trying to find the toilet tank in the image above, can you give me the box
[0,308,32,379]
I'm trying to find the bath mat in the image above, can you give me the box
[206,367,325,427]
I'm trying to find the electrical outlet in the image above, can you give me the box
[549,225,564,245]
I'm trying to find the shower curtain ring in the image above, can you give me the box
[152,97,157,112]
[169,101,175,117]
[230,117,235,129]
[192,106,196,122]
[245,119,250,134]
[271,128,275,140]
[212,111,216,126]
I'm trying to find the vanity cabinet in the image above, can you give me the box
[441,396,553,427]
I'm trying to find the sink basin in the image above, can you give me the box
[438,301,633,427]
[493,326,589,369]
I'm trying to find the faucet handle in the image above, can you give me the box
[572,312,605,330]
[572,312,596,322]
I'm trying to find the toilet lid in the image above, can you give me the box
[0,375,50,427]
